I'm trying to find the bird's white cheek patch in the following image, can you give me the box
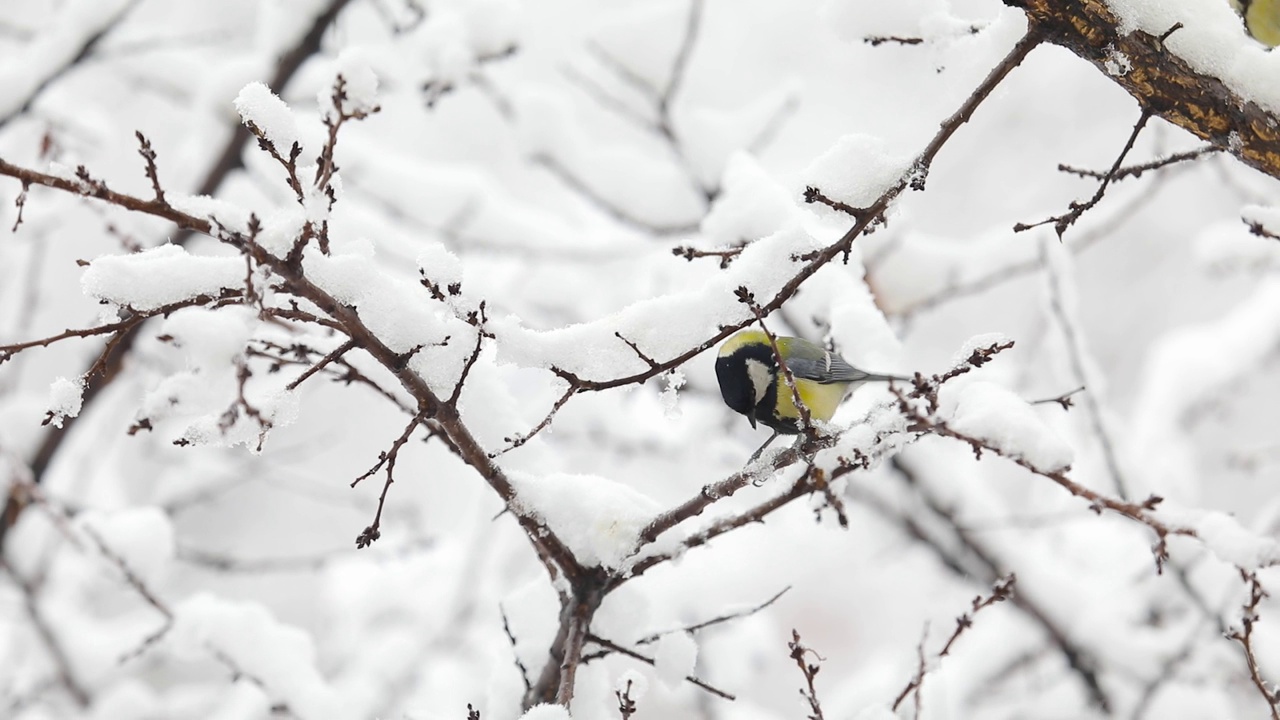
[745,359,772,405]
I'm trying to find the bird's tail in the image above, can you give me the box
[861,372,913,383]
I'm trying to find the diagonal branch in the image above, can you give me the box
[507,27,1045,465]
[1015,110,1153,238]
[1004,0,1280,181]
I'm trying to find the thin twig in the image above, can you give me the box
[788,630,826,720]
[1015,110,1153,239]
[501,605,534,695]
[892,575,1016,713]
[353,409,428,548]
[285,338,357,391]
[637,586,791,644]
[585,633,735,701]
[1057,145,1220,182]
[1041,242,1131,498]
[0,560,90,706]
[1228,569,1280,719]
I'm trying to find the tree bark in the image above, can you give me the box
[1006,0,1280,180]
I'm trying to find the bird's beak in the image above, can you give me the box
[748,415,757,430]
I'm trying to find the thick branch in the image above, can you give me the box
[1005,0,1280,180]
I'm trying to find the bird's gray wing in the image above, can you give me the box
[781,338,870,385]
[785,337,904,384]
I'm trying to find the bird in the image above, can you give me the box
[1234,0,1280,45]
[715,329,906,458]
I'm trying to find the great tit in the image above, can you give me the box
[715,330,906,435]
[1235,0,1280,45]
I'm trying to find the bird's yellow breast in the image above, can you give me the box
[774,376,848,424]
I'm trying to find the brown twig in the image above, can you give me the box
[1030,386,1085,409]
[0,293,238,363]
[134,131,166,203]
[671,244,743,268]
[497,30,1043,468]
[1228,569,1280,719]
[788,630,826,720]
[636,586,791,644]
[864,456,1112,710]
[353,409,428,548]
[500,606,534,695]
[449,302,491,406]
[0,0,356,558]
[893,575,1016,714]
[1015,110,1153,239]
[803,186,864,220]
[614,332,660,370]
[907,339,1015,415]
[615,678,638,719]
[865,35,925,46]
[285,338,357,391]
[11,179,29,231]
[492,383,577,457]
[893,384,1195,572]
[584,633,735,701]
[1057,144,1219,182]
[1,136,583,588]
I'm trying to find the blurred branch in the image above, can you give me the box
[531,153,700,236]
[0,0,139,131]
[500,606,534,696]
[1029,386,1085,409]
[885,157,1181,324]
[575,0,713,201]
[869,456,1113,710]
[1040,241,1132,499]
[636,586,790,644]
[0,560,89,707]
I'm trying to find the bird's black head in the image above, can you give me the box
[715,339,778,429]
[715,354,755,417]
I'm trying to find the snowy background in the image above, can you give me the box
[2,0,1280,719]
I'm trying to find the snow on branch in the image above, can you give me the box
[1005,0,1280,180]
